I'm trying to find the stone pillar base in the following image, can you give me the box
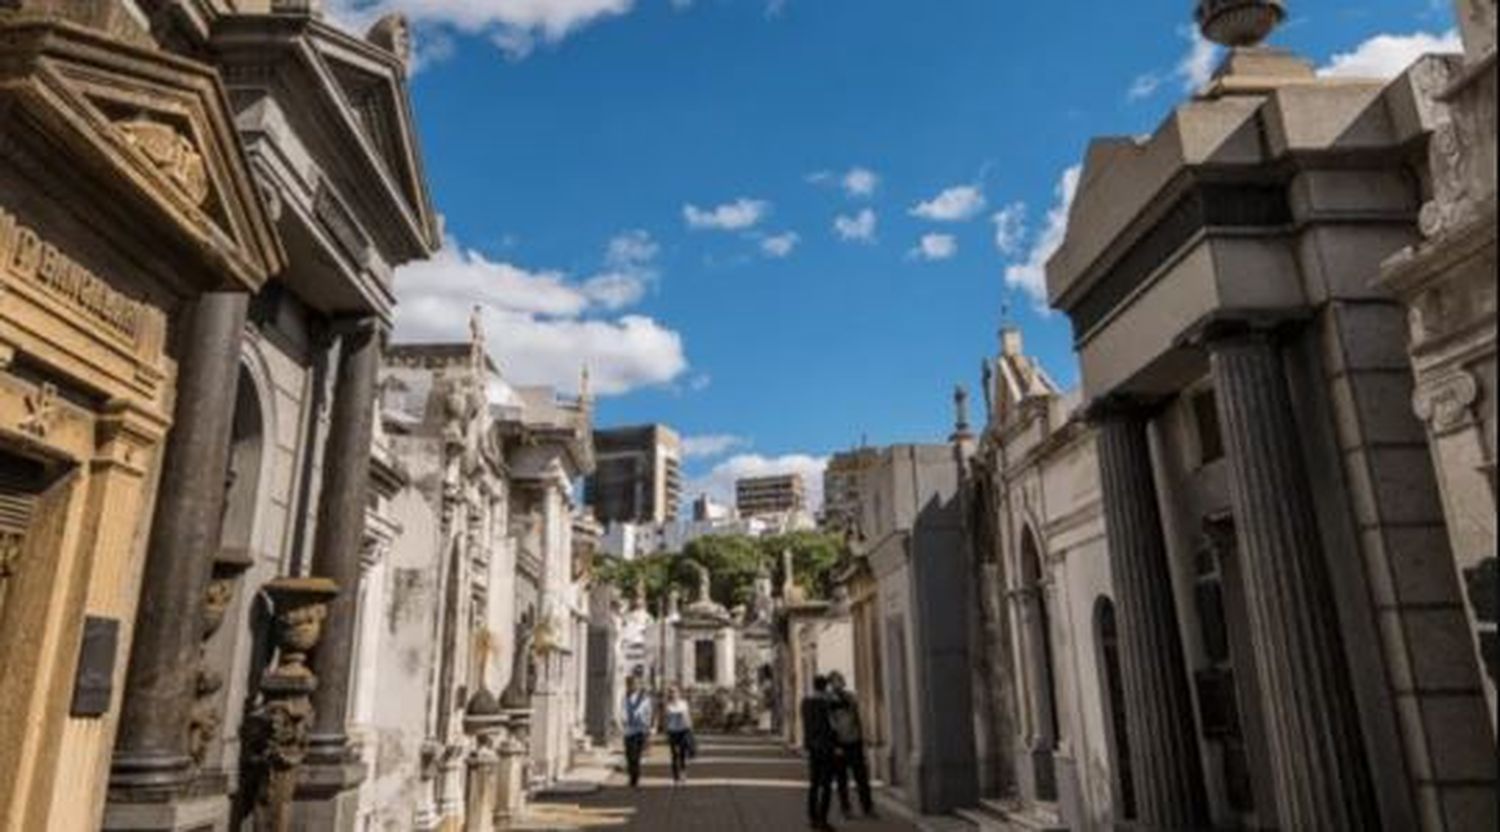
[292,759,367,832]
[102,794,229,832]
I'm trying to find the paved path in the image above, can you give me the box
[528,735,923,831]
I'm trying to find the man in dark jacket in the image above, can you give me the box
[801,675,838,831]
[827,672,876,818]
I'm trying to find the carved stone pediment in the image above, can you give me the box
[214,15,437,266]
[0,18,284,293]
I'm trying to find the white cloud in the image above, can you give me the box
[1177,26,1221,90]
[687,453,830,512]
[809,166,880,199]
[684,198,771,231]
[991,203,1027,256]
[910,185,987,222]
[605,228,660,270]
[681,435,750,459]
[330,0,634,60]
[394,234,687,396]
[1124,26,1219,100]
[1320,29,1462,78]
[833,208,878,243]
[1127,72,1163,101]
[759,232,800,258]
[843,167,880,198]
[1004,165,1081,305]
[910,233,958,262]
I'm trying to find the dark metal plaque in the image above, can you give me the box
[70,616,120,718]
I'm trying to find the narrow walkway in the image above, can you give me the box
[528,735,923,831]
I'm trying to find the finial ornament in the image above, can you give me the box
[1196,0,1285,48]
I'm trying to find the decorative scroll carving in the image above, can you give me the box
[116,117,210,208]
[1413,369,1480,434]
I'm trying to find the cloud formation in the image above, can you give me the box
[910,185,987,222]
[910,233,958,262]
[330,0,635,60]
[685,198,772,231]
[992,203,1026,256]
[759,232,801,259]
[1003,165,1081,305]
[1320,29,1462,78]
[833,209,878,243]
[394,232,687,396]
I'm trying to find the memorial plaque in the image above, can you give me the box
[70,616,120,718]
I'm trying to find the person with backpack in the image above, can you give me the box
[827,671,876,819]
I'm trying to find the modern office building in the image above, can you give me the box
[586,424,683,525]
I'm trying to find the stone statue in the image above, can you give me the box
[690,560,712,604]
[501,612,535,709]
[366,13,413,67]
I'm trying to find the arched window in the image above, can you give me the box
[1096,597,1137,822]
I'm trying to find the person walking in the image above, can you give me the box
[622,674,654,789]
[663,686,695,784]
[827,672,876,819]
[801,675,839,831]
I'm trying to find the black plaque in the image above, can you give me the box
[70,616,120,718]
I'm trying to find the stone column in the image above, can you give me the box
[1092,400,1209,829]
[297,318,380,818]
[110,293,249,806]
[1208,329,1378,829]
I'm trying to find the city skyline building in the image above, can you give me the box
[586,424,684,525]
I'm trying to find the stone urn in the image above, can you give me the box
[265,577,338,679]
[1196,0,1285,47]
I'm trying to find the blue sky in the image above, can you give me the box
[337,0,1458,506]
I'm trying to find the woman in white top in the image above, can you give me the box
[663,686,695,783]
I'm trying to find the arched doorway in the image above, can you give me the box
[1095,597,1137,822]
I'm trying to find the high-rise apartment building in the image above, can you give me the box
[735,473,807,518]
[586,425,683,524]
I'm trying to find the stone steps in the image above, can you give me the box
[954,799,1066,832]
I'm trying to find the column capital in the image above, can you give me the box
[1175,307,1310,350]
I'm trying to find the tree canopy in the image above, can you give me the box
[594,531,847,613]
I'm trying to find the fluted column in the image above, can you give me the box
[111,292,249,797]
[1208,330,1378,829]
[1093,401,1210,828]
[307,318,381,754]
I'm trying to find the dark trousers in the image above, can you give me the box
[835,741,874,815]
[668,730,691,781]
[625,733,647,787]
[807,749,837,824]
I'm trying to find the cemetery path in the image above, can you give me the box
[527,734,924,831]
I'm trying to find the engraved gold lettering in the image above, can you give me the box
[0,207,150,345]
[11,227,40,279]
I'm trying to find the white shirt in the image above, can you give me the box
[664,699,693,733]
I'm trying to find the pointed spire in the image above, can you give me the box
[952,385,974,443]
